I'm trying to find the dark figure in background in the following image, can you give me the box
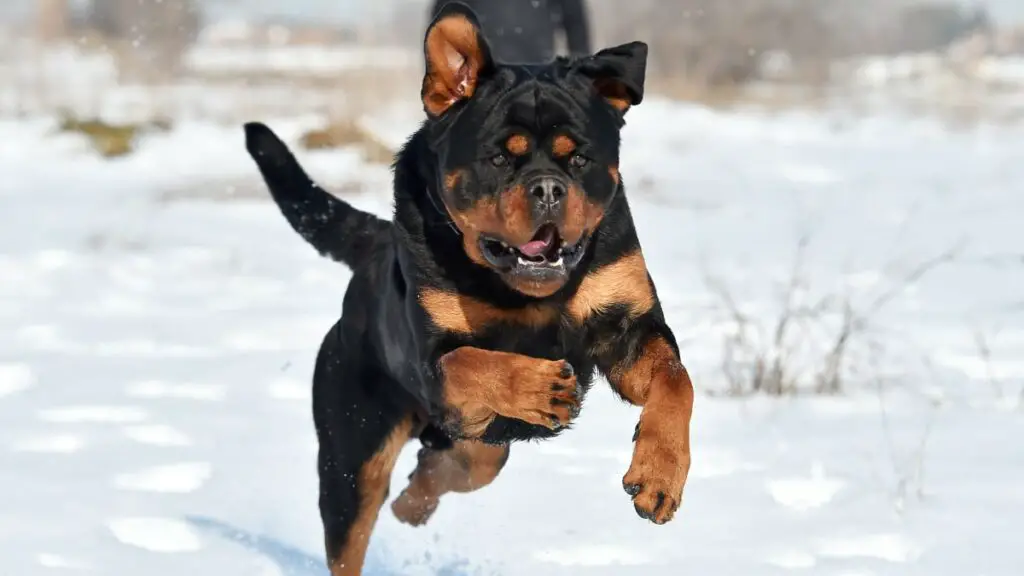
[429,0,592,64]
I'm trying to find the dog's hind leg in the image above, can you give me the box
[313,321,414,576]
[321,417,411,576]
[390,440,510,526]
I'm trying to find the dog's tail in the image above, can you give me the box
[243,122,391,270]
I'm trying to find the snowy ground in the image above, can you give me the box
[1,98,1023,575]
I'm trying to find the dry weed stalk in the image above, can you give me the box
[703,234,962,396]
[874,360,942,514]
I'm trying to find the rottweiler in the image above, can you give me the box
[242,3,694,574]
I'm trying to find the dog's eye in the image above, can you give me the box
[490,154,509,167]
[569,154,589,168]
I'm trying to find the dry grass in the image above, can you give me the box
[298,118,396,165]
[702,233,962,397]
[54,114,172,158]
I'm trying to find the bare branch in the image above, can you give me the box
[705,227,961,397]
[867,241,966,320]
[973,330,1003,398]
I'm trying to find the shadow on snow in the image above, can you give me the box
[186,515,484,576]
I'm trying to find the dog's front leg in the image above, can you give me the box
[435,346,581,439]
[596,328,694,524]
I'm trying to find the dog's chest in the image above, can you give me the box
[415,286,595,371]
[477,314,588,364]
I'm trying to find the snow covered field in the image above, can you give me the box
[1,97,1023,575]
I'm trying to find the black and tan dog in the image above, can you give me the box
[243,3,694,574]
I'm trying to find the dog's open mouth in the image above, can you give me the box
[479,224,587,273]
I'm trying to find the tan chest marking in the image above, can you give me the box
[419,288,558,334]
[567,251,654,323]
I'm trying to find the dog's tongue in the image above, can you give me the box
[518,227,555,257]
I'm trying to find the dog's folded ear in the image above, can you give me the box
[421,2,494,117]
[577,41,648,114]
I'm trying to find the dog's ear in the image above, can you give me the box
[577,41,647,114]
[421,2,494,117]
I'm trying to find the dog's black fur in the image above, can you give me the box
[244,4,694,574]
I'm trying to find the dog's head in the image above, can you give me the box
[421,2,646,298]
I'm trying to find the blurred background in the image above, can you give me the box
[1,1,1022,575]
[4,0,1024,140]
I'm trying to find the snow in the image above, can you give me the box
[185,45,419,75]
[113,462,213,494]
[107,517,206,553]
[0,362,34,397]
[1,90,1023,576]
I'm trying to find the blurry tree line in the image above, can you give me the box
[36,0,200,80]
[585,0,996,89]
[31,0,1006,90]
[384,0,1001,91]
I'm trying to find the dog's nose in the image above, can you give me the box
[529,177,566,207]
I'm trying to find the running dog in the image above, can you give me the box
[243,4,694,574]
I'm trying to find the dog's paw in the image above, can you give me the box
[391,490,439,527]
[621,418,690,525]
[502,359,580,429]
